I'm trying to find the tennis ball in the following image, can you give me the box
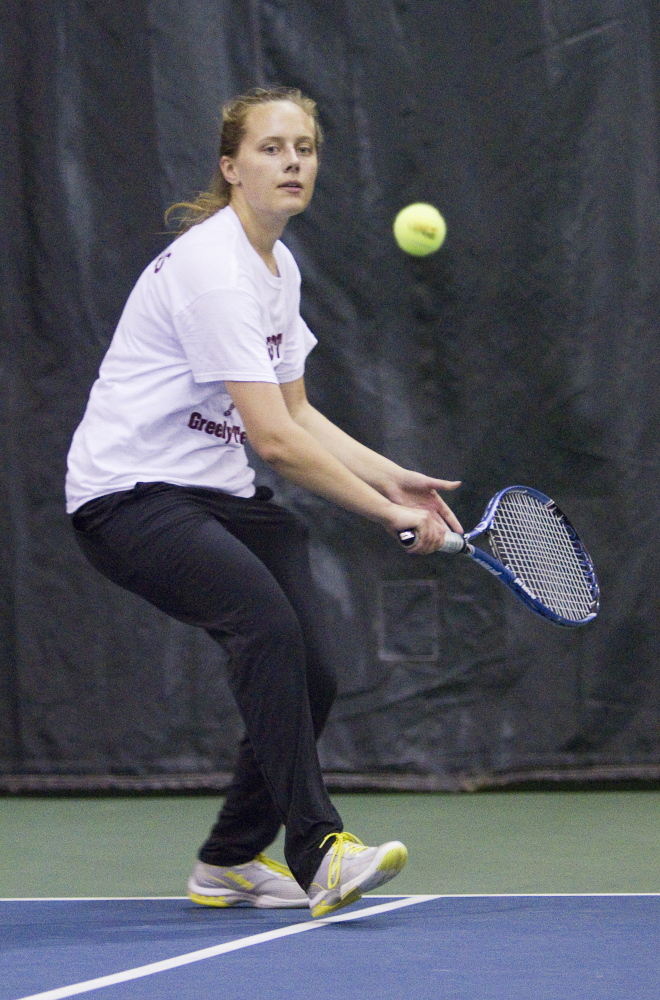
[393,203,447,256]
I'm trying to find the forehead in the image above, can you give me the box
[242,101,316,141]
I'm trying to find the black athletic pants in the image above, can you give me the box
[71,481,343,891]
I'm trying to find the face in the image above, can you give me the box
[220,101,318,221]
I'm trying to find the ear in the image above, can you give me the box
[220,156,240,186]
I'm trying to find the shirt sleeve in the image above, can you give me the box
[173,289,279,384]
[275,315,318,383]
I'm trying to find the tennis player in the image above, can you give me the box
[66,87,462,918]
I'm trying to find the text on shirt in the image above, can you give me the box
[267,333,282,360]
[188,411,247,445]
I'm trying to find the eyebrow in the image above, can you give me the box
[258,134,315,143]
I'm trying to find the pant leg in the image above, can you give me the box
[199,495,340,870]
[72,483,341,890]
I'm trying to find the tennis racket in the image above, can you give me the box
[398,486,599,627]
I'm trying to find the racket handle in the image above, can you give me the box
[397,529,467,554]
[440,530,467,554]
[397,529,417,548]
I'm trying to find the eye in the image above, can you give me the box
[262,143,280,154]
[298,144,314,156]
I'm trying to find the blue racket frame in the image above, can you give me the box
[460,486,600,627]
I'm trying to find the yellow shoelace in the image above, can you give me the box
[255,854,295,879]
[318,832,366,889]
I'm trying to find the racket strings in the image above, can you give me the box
[488,491,596,621]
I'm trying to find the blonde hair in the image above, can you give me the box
[165,87,323,234]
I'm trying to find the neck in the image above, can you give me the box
[229,195,285,274]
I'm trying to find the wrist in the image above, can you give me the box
[371,498,400,528]
[373,470,405,501]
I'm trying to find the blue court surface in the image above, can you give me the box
[2,893,659,1000]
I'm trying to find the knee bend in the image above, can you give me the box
[221,603,305,665]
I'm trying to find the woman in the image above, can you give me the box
[66,87,463,918]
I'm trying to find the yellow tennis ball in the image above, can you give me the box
[393,203,447,256]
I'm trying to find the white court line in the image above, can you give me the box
[3,892,659,902]
[0,892,402,903]
[0,894,403,902]
[0,897,188,902]
[11,895,440,1000]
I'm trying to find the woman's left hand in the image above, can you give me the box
[382,472,464,535]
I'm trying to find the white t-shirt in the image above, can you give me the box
[65,206,317,513]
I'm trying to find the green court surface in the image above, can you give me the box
[1,791,658,899]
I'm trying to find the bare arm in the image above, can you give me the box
[225,379,449,553]
[280,377,463,534]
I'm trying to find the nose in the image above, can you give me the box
[284,144,300,170]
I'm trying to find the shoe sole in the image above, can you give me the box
[188,889,308,909]
[188,890,236,908]
[310,842,408,918]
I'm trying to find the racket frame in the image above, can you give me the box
[460,486,599,627]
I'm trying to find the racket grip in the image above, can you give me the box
[397,529,467,554]
[441,530,467,554]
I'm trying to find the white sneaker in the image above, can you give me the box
[188,854,308,908]
[307,832,408,918]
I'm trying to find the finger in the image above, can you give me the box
[444,511,464,534]
[426,491,463,530]
[430,508,462,534]
[427,479,462,492]
[435,500,464,535]
[412,518,448,556]
[418,497,464,536]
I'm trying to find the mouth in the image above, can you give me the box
[278,181,303,191]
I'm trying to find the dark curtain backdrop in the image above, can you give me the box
[1,0,659,790]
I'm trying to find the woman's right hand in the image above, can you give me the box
[384,505,452,555]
